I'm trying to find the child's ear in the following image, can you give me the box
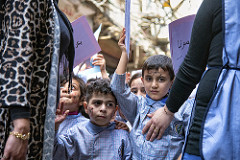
[83,101,88,114]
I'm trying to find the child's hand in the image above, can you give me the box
[92,54,106,72]
[55,102,69,130]
[118,28,127,52]
[114,120,130,132]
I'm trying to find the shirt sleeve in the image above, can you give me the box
[53,129,75,160]
[110,72,138,125]
[122,132,132,160]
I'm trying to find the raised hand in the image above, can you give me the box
[118,28,127,52]
[55,102,69,130]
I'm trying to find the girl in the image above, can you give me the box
[55,75,88,135]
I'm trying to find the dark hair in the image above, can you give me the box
[60,75,89,118]
[86,79,117,104]
[60,75,86,100]
[86,78,100,85]
[129,72,142,87]
[142,55,175,80]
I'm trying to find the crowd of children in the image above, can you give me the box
[52,28,193,160]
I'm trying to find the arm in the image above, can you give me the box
[53,132,72,160]
[110,28,138,124]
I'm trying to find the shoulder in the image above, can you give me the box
[112,128,130,137]
[66,120,88,135]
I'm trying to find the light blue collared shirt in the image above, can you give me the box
[57,112,88,135]
[111,73,193,160]
[53,120,132,160]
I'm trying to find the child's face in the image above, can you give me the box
[130,77,146,97]
[60,79,82,112]
[142,68,173,101]
[84,93,117,127]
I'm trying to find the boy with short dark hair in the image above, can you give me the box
[111,28,192,159]
[54,79,132,160]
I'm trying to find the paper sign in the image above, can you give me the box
[71,16,101,68]
[125,0,131,56]
[169,15,195,74]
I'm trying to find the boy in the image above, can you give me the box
[111,28,192,159]
[53,79,132,160]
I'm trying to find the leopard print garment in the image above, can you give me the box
[0,0,59,159]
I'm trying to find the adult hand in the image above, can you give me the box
[142,105,174,142]
[2,118,30,160]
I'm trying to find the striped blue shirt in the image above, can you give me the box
[111,73,193,160]
[57,112,88,135]
[53,120,132,160]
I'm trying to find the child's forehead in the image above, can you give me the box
[143,68,169,76]
[91,92,116,101]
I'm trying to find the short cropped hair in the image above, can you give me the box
[142,55,175,81]
[86,79,117,104]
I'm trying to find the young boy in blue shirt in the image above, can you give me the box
[54,79,132,160]
[111,28,192,160]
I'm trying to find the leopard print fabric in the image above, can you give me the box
[0,0,59,159]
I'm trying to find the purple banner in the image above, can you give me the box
[71,16,101,68]
[169,15,195,74]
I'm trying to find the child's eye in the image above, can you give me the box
[94,101,102,106]
[72,86,76,90]
[158,78,165,82]
[106,103,115,108]
[145,77,152,81]
[131,89,137,94]
[141,88,146,94]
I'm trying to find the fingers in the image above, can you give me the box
[149,127,159,142]
[157,129,164,140]
[146,113,153,118]
[1,154,9,160]
[64,110,70,117]
[142,119,152,134]
[59,101,64,113]
[145,124,155,141]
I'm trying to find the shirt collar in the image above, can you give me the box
[146,94,168,106]
[86,121,115,135]
[66,112,82,119]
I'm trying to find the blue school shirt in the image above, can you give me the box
[53,120,132,160]
[111,73,193,160]
[57,112,88,135]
